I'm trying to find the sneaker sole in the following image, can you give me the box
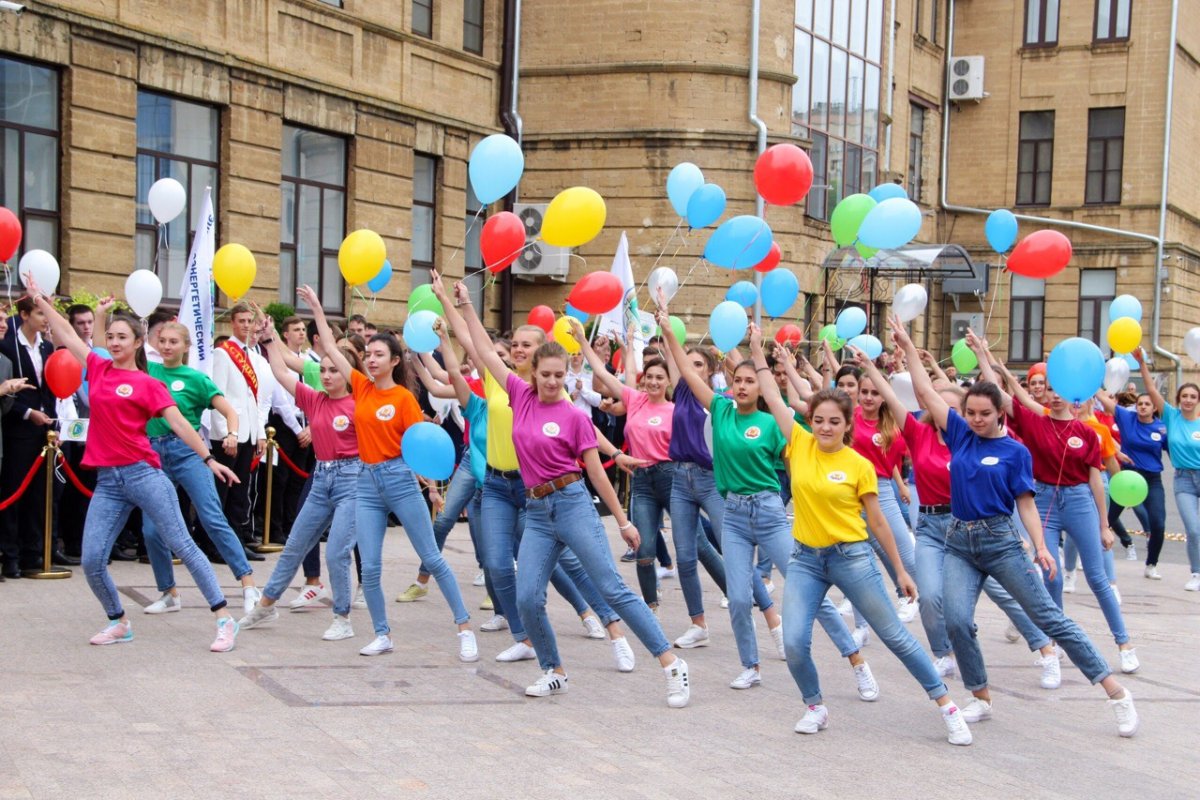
[90,635,134,646]
[144,605,180,615]
[360,647,394,656]
[525,687,568,697]
[674,639,710,649]
[730,681,761,690]
[323,631,355,641]
[794,721,828,734]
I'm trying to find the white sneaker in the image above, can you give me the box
[359,635,394,656]
[961,697,993,723]
[794,704,829,734]
[525,670,568,697]
[854,663,879,702]
[238,602,278,629]
[1110,584,1122,606]
[896,596,918,624]
[496,642,537,662]
[1125,544,1138,561]
[944,705,974,746]
[934,655,957,678]
[1004,623,1021,643]
[665,657,690,708]
[763,580,776,595]
[729,667,761,689]
[837,598,853,616]
[656,565,676,580]
[287,583,329,610]
[472,571,486,587]
[143,591,181,615]
[459,630,479,663]
[1187,573,1200,592]
[769,624,786,660]
[852,625,870,649]
[1144,565,1162,580]
[720,596,729,609]
[1037,654,1061,689]
[1109,690,1139,737]
[352,586,367,609]
[242,586,262,616]
[674,624,710,649]
[1119,647,1140,674]
[1063,570,1076,594]
[581,615,605,639]
[480,614,508,632]
[611,637,635,672]
[322,615,354,641]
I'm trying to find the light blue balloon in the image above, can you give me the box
[1109,294,1142,323]
[1122,353,1139,370]
[868,183,907,203]
[667,162,705,218]
[468,134,525,204]
[709,300,749,352]
[726,280,758,308]
[761,268,799,318]
[367,260,393,294]
[857,198,923,250]
[1047,337,1106,404]
[847,334,883,360]
[403,309,441,354]
[985,209,1018,254]
[704,215,774,269]
[401,421,456,480]
[565,303,589,322]
[686,183,726,229]
[835,307,867,339]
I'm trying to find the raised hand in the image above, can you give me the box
[453,281,471,306]
[296,285,321,313]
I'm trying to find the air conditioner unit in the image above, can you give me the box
[948,56,985,101]
[511,203,571,281]
[949,312,984,343]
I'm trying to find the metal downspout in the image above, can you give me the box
[498,0,523,331]
[883,0,896,170]
[749,0,768,326]
[1153,0,1182,385]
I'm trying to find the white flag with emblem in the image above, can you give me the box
[179,187,215,376]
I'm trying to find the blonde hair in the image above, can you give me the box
[158,321,191,347]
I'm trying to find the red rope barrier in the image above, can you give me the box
[0,454,45,511]
[275,445,311,479]
[56,453,94,499]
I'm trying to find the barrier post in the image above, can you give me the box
[253,426,283,553]
[25,431,71,579]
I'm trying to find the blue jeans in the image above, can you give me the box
[357,457,470,635]
[263,458,360,616]
[852,478,918,628]
[517,481,670,670]
[943,515,1113,691]
[1110,468,1165,565]
[669,462,728,618]
[421,451,484,577]
[83,462,227,619]
[631,462,676,605]
[723,491,855,669]
[143,434,252,591]
[914,511,1049,657]
[783,539,947,705]
[1035,482,1129,645]
[1172,468,1200,573]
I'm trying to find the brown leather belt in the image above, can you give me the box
[526,472,582,500]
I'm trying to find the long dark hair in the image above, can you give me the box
[108,312,148,373]
[731,361,768,412]
[368,332,410,387]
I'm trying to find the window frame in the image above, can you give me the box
[413,0,434,38]
[907,102,925,203]
[1008,275,1045,363]
[0,56,62,261]
[279,124,348,315]
[1023,0,1060,47]
[1094,0,1132,43]
[411,152,439,286]
[1077,269,1117,352]
[1085,107,1124,205]
[1016,110,1054,207]
[463,0,484,54]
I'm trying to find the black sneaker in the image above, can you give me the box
[620,548,636,563]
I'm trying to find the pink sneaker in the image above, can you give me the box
[90,620,133,646]
[210,617,239,652]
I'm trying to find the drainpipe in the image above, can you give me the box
[749,0,768,326]
[498,0,524,331]
[883,0,897,171]
[1152,0,1182,386]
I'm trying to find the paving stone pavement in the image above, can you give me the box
[1,520,1196,800]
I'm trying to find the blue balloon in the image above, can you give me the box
[1109,294,1142,323]
[367,260,392,294]
[1046,337,1106,404]
[403,309,441,354]
[835,307,867,339]
[686,183,726,229]
[985,209,1018,254]
[761,269,799,318]
[1122,353,1140,370]
[667,162,705,218]
[565,303,589,322]
[92,346,112,361]
[726,280,758,308]
[469,134,525,204]
[704,215,774,269]
[709,301,749,352]
[847,334,883,360]
[401,421,456,480]
[857,198,923,250]
[868,182,908,203]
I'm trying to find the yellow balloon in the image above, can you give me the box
[213,243,256,301]
[339,229,386,286]
[1107,316,1142,354]
[553,316,581,354]
[540,187,606,248]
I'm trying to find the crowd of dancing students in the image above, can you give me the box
[46,268,1187,742]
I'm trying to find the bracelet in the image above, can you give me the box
[756,366,771,373]
[225,432,238,439]
[618,521,633,531]
[203,455,215,465]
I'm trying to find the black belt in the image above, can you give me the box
[919,504,952,515]
[487,466,521,480]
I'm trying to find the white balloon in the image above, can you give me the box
[147,178,187,224]
[1103,356,1131,395]
[1186,327,1200,363]
[18,249,60,294]
[892,283,928,323]
[648,267,679,305]
[125,269,163,318]
[890,372,921,413]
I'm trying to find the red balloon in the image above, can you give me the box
[611,347,624,373]
[527,305,555,333]
[481,211,526,273]
[1008,229,1072,279]
[45,349,82,400]
[775,324,803,346]
[753,242,782,273]
[0,207,21,262]
[568,272,625,315]
[754,144,814,206]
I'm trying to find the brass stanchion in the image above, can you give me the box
[25,431,71,579]
[253,426,283,553]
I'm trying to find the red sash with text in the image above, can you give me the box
[220,340,258,399]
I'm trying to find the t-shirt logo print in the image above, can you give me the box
[744,426,761,440]
[871,432,883,447]
[1191,430,1200,442]
[375,404,396,421]
[826,471,847,483]
[980,456,1000,466]
[1151,432,1163,442]
[647,416,663,426]
[1066,436,1084,449]
[170,380,185,392]
[115,384,134,398]
[332,415,350,432]
[542,422,561,437]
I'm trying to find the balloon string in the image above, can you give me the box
[637,221,686,300]
[676,257,708,291]
[443,206,487,270]
[468,240,535,281]
[155,223,168,277]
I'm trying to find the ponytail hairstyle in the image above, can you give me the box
[367,332,410,387]
[109,312,149,373]
[807,388,856,445]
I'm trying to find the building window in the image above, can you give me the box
[413,0,433,37]
[317,0,344,7]
[793,0,883,221]
[135,91,219,300]
[931,0,940,44]
[1078,269,1116,352]
[463,184,485,310]
[463,0,484,54]
[1095,0,1131,42]
[1024,0,1059,46]
[412,153,438,286]
[914,0,923,36]
[0,57,60,261]
[908,103,925,202]
[1086,108,1124,205]
[280,125,346,314]
[1016,110,1053,206]
[1008,275,1045,362]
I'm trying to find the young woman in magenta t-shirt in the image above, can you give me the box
[457,281,690,707]
[893,318,1139,737]
[24,281,240,652]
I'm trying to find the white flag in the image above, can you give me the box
[179,188,215,376]
[596,232,646,370]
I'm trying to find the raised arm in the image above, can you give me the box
[1136,347,1164,415]
[655,299,714,409]
[749,326,796,438]
[258,328,299,397]
[25,281,89,365]
[430,270,481,366]
[1096,389,1118,416]
[571,318,624,399]
[821,338,840,382]
[413,346,458,401]
[455,281,512,388]
[436,326,475,407]
[419,349,452,385]
[918,348,951,386]
[889,316,950,430]
[297,285,353,382]
[852,345,910,430]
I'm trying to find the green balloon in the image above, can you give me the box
[855,241,878,259]
[818,324,846,352]
[670,315,687,343]
[408,284,443,316]
[830,193,877,247]
[1110,471,1149,507]
[951,339,978,373]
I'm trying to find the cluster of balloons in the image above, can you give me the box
[1106,294,1143,354]
[667,163,727,230]
[829,183,922,257]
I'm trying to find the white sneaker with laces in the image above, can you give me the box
[1004,623,1021,643]
[729,667,761,689]
[238,602,278,629]
[1037,654,1061,689]
[896,596,918,624]
[611,637,635,672]
[1109,690,1139,737]
[665,658,690,708]
[496,642,537,662]
[794,704,829,734]
[769,624,786,660]
[210,617,239,653]
[144,592,181,615]
[1063,570,1076,594]
[288,583,329,610]
[472,571,486,587]
[459,630,479,663]
[854,663,879,702]
[943,705,973,746]
[1144,565,1162,580]
[656,565,676,580]
[720,596,729,609]
[1119,647,1140,674]
[359,635,394,656]
[1187,573,1200,592]
[480,614,508,632]
[852,625,870,649]
[934,655,956,678]
[961,697,992,723]
[673,624,710,649]
[242,586,262,616]
[1125,544,1138,561]
[525,670,568,697]
[352,586,367,609]
[322,615,354,641]
[582,615,605,639]
[837,598,853,616]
